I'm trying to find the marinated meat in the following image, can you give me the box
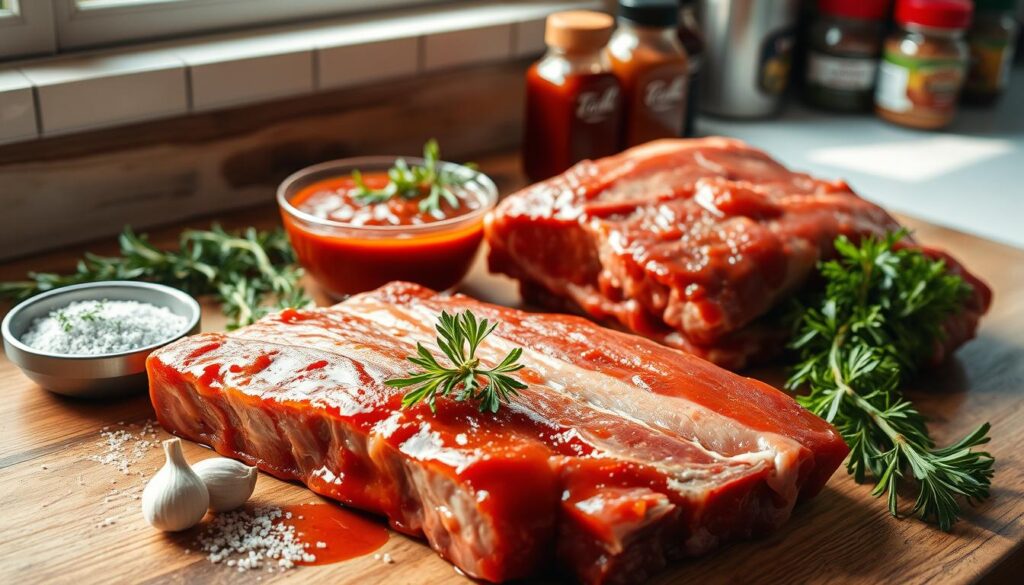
[147,281,848,584]
[486,137,991,369]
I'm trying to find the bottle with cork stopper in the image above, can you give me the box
[523,11,624,182]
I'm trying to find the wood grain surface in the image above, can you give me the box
[0,154,1021,584]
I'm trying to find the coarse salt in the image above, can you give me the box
[197,506,316,572]
[20,299,188,356]
[88,420,161,475]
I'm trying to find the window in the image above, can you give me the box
[2,0,448,60]
[0,1,57,60]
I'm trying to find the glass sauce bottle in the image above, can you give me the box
[608,0,689,147]
[523,11,623,182]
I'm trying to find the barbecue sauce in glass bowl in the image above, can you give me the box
[278,155,497,299]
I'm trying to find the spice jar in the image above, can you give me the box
[677,0,705,136]
[608,0,689,147]
[963,0,1020,104]
[874,0,973,129]
[523,11,623,182]
[805,0,891,112]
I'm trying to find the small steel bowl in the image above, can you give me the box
[2,281,201,398]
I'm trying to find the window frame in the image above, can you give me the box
[0,0,57,60]
[2,0,451,60]
[53,0,451,50]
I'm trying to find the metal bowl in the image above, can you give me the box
[1,281,201,398]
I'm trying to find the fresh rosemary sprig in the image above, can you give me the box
[351,139,478,217]
[385,310,527,413]
[787,231,994,530]
[0,225,309,329]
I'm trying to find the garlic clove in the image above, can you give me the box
[193,457,258,513]
[142,438,209,532]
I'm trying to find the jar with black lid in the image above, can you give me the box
[805,0,891,111]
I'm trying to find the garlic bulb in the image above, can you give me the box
[142,438,209,531]
[193,457,258,512]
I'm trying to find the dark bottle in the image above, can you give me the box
[523,11,624,181]
[608,0,689,147]
[805,0,892,112]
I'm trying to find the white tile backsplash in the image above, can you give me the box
[188,51,315,112]
[0,70,38,144]
[21,51,187,135]
[318,37,419,90]
[424,24,513,71]
[0,1,600,143]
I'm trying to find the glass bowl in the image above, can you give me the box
[277,156,498,299]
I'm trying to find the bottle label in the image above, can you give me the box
[807,52,878,91]
[642,74,687,114]
[576,86,621,124]
[875,51,965,115]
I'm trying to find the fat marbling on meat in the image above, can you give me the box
[147,281,848,584]
[486,137,991,369]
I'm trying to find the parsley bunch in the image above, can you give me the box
[385,310,526,413]
[0,225,309,329]
[352,139,478,217]
[787,231,994,530]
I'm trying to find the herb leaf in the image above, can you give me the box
[787,230,994,530]
[385,310,527,413]
[0,225,309,329]
[351,139,478,217]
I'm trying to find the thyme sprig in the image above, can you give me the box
[787,231,994,530]
[385,310,527,413]
[351,139,478,217]
[0,225,309,329]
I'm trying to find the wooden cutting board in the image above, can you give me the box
[0,154,1021,584]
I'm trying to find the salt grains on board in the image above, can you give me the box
[197,506,316,572]
[20,299,188,356]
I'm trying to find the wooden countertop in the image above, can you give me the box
[0,154,1021,584]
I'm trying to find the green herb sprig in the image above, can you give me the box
[0,225,309,329]
[385,310,527,413]
[787,231,994,530]
[352,139,478,217]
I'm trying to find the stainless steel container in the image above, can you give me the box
[2,281,201,398]
[698,0,800,118]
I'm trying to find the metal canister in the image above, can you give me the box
[697,0,800,118]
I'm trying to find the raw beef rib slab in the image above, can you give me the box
[486,137,991,369]
[148,282,848,584]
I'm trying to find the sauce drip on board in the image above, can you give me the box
[281,503,389,566]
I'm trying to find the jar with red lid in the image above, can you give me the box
[523,11,624,182]
[805,0,892,111]
[874,0,973,129]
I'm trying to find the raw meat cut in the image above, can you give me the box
[148,281,848,584]
[486,137,991,369]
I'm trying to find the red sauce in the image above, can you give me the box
[281,503,389,566]
[523,68,622,182]
[282,172,487,298]
[293,174,479,227]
